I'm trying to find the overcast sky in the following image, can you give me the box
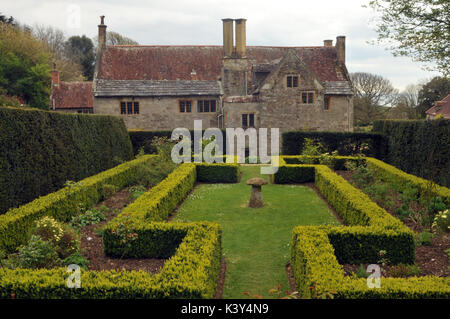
[2,0,441,90]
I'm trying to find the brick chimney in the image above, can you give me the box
[324,39,333,47]
[190,69,198,80]
[336,36,346,64]
[222,18,234,58]
[235,19,247,58]
[98,15,107,52]
[221,18,248,96]
[51,62,60,87]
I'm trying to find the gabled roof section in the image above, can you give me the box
[95,79,221,97]
[51,82,93,109]
[253,48,323,94]
[426,94,450,118]
[97,45,348,83]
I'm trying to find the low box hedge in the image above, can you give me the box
[104,162,240,258]
[291,226,450,299]
[277,158,449,298]
[0,222,222,299]
[0,155,158,253]
[365,157,450,205]
[196,163,240,183]
[0,159,239,299]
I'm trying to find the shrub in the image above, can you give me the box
[57,225,80,259]
[301,138,325,156]
[0,107,133,214]
[415,231,434,246]
[8,235,61,269]
[390,264,422,278]
[100,184,117,200]
[70,208,106,229]
[354,264,369,279]
[432,209,450,235]
[34,216,64,244]
[128,185,147,200]
[63,252,89,271]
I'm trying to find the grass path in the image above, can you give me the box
[172,166,340,298]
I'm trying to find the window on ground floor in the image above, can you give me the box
[120,101,139,115]
[242,113,255,128]
[301,92,315,104]
[197,100,217,113]
[179,100,192,113]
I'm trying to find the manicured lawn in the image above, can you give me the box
[172,166,340,298]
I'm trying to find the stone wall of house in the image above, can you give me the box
[254,50,353,132]
[94,96,220,130]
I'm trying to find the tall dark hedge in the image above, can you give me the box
[0,107,133,214]
[372,119,450,187]
[282,131,388,159]
[129,129,228,155]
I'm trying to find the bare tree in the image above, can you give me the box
[33,24,66,57]
[395,84,422,119]
[31,24,85,81]
[350,72,398,126]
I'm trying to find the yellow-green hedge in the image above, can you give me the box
[0,222,222,299]
[291,226,450,299]
[0,159,229,299]
[365,157,450,205]
[281,159,449,298]
[0,155,158,253]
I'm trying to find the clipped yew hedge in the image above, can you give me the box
[373,119,450,187]
[281,131,387,158]
[129,129,228,155]
[0,107,133,214]
[196,163,240,183]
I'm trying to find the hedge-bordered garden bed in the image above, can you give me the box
[0,161,240,299]
[274,156,450,298]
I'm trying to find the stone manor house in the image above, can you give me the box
[51,17,354,133]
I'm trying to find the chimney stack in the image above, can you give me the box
[222,18,234,58]
[336,36,345,64]
[190,69,198,80]
[324,39,333,47]
[235,18,247,58]
[98,15,107,52]
[51,62,60,87]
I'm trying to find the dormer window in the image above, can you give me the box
[287,75,299,88]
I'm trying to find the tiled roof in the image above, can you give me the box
[94,79,221,97]
[97,45,349,83]
[323,81,353,95]
[51,82,93,109]
[426,94,450,118]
